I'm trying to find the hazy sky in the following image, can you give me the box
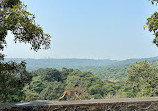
[3,0,158,60]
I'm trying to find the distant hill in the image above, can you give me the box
[4,56,158,81]
[110,56,158,67]
[4,58,117,71]
[80,56,158,81]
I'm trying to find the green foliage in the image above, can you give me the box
[39,68,61,82]
[0,0,51,103]
[146,0,158,46]
[65,70,102,99]
[28,76,45,93]
[23,68,72,101]
[23,68,122,101]
[8,60,158,102]
[1,0,21,8]
[23,83,41,102]
[40,81,65,100]
[0,61,32,102]
[126,61,158,97]
[146,12,158,46]
[83,66,127,81]
[8,56,158,82]
[0,0,51,56]
[60,67,73,82]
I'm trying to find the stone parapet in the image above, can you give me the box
[1,97,158,111]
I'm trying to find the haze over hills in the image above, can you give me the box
[4,56,158,70]
[79,56,158,81]
[4,56,158,81]
[4,58,118,71]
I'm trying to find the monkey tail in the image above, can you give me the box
[58,92,66,100]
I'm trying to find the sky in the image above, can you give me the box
[3,0,158,60]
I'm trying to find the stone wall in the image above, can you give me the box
[1,97,158,111]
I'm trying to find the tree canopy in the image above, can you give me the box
[22,68,121,101]
[0,0,51,102]
[146,0,158,46]
[0,0,51,58]
[126,61,158,97]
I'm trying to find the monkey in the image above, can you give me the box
[58,90,81,100]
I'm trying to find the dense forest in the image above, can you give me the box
[22,68,122,102]
[1,60,158,102]
[5,56,158,81]
[23,61,158,101]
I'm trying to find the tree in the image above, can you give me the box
[126,61,158,97]
[40,81,65,100]
[0,0,51,102]
[146,0,158,46]
[0,0,51,56]
[23,68,67,101]
[0,61,32,102]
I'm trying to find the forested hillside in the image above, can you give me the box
[5,56,158,81]
[80,57,158,81]
[86,56,158,81]
[4,58,117,71]
[2,61,158,102]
